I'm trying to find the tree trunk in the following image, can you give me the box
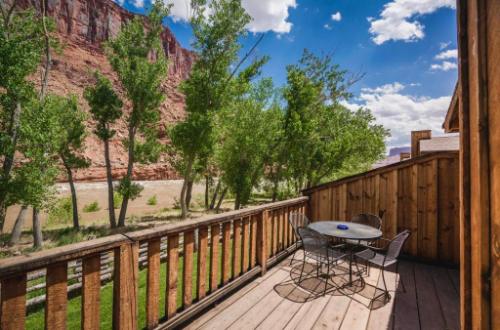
[215,188,227,212]
[0,102,22,233]
[9,206,28,245]
[32,208,43,248]
[209,180,221,210]
[234,194,241,210]
[65,165,79,230]
[186,180,194,210]
[204,175,210,210]
[180,157,194,219]
[104,139,116,228]
[117,127,135,227]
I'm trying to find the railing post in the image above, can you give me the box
[257,210,268,276]
[113,241,139,330]
[0,274,26,330]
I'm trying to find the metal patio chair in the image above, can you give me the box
[297,227,347,295]
[354,230,411,303]
[288,212,310,265]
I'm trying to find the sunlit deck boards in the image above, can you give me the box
[186,253,459,330]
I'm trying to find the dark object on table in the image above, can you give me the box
[337,224,349,230]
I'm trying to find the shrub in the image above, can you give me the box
[147,195,157,206]
[83,201,100,213]
[113,192,123,209]
[47,197,73,225]
[172,197,181,209]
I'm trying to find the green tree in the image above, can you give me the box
[50,95,89,229]
[0,5,48,232]
[84,73,123,228]
[106,1,170,227]
[283,50,388,190]
[216,79,282,209]
[171,0,266,218]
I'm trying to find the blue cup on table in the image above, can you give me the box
[337,224,349,230]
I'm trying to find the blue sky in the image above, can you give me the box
[117,0,458,149]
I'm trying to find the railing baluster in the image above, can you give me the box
[209,224,220,292]
[146,238,161,329]
[45,262,68,329]
[113,242,139,330]
[183,230,195,308]
[0,274,26,330]
[250,215,258,268]
[257,211,268,275]
[82,255,101,330]
[284,207,289,249]
[233,219,242,278]
[242,217,250,272]
[222,222,232,284]
[197,226,208,300]
[166,234,179,319]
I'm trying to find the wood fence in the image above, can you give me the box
[0,197,308,330]
[303,151,460,265]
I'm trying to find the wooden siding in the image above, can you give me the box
[457,0,500,328]
[304,152,460,264]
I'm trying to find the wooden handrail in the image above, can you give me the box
[125,196,308,242]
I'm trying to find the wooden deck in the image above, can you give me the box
[186,252,459,330]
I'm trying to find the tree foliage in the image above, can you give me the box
[105,0,170,226]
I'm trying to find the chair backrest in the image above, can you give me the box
[289,212,310,238]
[297,227,329,255]
[386,230,411,260]
[351,213,382,230]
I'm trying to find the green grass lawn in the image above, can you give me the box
[25,246,231,330]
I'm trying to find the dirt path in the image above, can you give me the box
[3,180,204,232]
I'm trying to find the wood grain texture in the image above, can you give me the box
[113,243,139,330]
[417,160,438,260]
[166,235,179,319]
[257,211,268,275]
[82,255,101,330]
[232,219,242,278]
[45,262,68,329]
[183,231,195,308]
[250,215,258,268]
[242,217,250,272]
[146,239,161,328]
[197,226,208,300]
[221,222,232,285]
[210,224,220,292]
[0,274,26,330]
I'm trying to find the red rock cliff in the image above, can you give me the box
[17,0,195,181]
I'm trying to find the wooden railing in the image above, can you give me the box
[303,151,460,265]
[0,197,308,330]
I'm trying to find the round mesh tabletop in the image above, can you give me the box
[308,221,382,240]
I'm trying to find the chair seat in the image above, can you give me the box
[304,245,347,263]
[355,249,397,267]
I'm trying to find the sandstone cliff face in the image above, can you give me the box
[19,0,195,181]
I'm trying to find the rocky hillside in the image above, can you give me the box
[20,0,195,181]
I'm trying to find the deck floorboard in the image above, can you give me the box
[186,253,459,330]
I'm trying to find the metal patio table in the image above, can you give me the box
[308,221,382,287]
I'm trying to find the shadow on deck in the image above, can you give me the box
[186,251,459,330]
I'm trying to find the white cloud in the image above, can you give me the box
[331,12,342,22]
[369,0,456,45]
[435,49,457,60]
[439,41,451,49]
[164,0,297,33]
[133,0,144,7]
[324,24,332,30]
[342,82,451,147]
[430,61,458,71]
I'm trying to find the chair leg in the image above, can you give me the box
[289,244,299,266]
[396,262,406,293]
[380,266,390,301]
[324,262,330,296]
[299,252,306,283]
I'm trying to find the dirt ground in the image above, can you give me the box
[3,180,205,232]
